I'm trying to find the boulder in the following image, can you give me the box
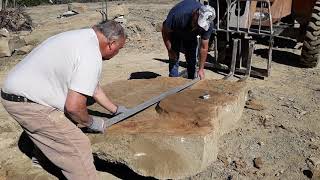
[0,28,10,38]
[70,3,88,13]
[88,77,247,179]
[15,45,33,55]
[108,4,129,20]
[155,22,162,32]
[9,36,27,51]
[0,38,11,57]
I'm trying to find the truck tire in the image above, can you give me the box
[301,0,320,68]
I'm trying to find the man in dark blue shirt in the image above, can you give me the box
[162,0,215,79]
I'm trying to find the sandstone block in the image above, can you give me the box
[155,22,162,32]
[108,4,129,20]
[88,77,247,179]
[16,45,33,55]
[0,38,11,57]
[9,36,27,51]
[70,3,88,13]
[0,28,10,38]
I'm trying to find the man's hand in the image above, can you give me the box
[87,116,106,133]
[197,68,205,80]
[113,105,129,116]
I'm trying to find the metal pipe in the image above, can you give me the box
[267,36,273,77]
[258,2,262,34]
[214,32,218,62]
[237,0,240,31]
[267,0,273,34]
[223,39,238,80]
[217,0,220,30]
[240,40,254,81]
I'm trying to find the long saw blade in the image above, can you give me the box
[104,77,200,127]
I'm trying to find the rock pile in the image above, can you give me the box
[0,8,34,58]
[0,8,32,32]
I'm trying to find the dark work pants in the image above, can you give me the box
[169,35,198,79]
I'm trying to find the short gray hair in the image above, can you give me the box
[94,20,125,42]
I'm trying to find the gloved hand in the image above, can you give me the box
[113,105,129,116]
[87,116,106,133]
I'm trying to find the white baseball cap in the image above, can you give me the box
[198,5,216,31]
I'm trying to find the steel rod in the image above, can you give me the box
[104,78,200,127]
[240,40,254,81]
[237,0,240,32]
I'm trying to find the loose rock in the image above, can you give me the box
[0,28,9,37]
[155,22,162,32]
[9,36,26,50]
[233,158,247,169]
[108,4,129,20]
[309,144,319,150]
[70,3,88,13]
[253,157,263,169]
[308,157,320,167]
[245,99,265,111]
[15,45,33,55]
[257,141,264,146]
[217,155,230,167]
[0,38,11,57]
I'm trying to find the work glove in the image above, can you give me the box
[113,105,129,116]
[87,115,106,133]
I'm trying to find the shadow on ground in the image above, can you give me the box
[254,35,298,49]
[18,132,67,179]
[255,48,301,68]
[129,71,161,80]
[94,155,157,180]
[18,132,157,180]
[152,57,267,79]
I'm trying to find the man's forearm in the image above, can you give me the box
[93,85,118,114]
[66,107,92,127]
[65,89,93,127]
[199,47,208,69]
[199,39,209,69]
[162,25,172,51]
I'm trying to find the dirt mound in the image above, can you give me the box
[0,8,33,32]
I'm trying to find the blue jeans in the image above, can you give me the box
[169,36,198,79]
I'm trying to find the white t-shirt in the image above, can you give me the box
[3,28,102,111]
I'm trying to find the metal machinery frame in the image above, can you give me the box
[207,0,274,79]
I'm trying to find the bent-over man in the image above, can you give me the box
[162,0,215,79]
[1,20,127,180]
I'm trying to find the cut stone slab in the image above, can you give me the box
[88,77,247,179]
[0,38,11,57]
[15,45,33,55]
[108,4,129,20]
[0,28,10,37]
[9,36,27,52]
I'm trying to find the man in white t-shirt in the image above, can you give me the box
[1,20,127,180]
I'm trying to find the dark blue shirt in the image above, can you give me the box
[164,0,213,40]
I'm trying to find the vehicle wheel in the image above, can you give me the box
[301,0,320,68]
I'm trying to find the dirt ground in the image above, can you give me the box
[0,1,320,179]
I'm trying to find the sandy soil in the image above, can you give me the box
[0,1,320,179]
